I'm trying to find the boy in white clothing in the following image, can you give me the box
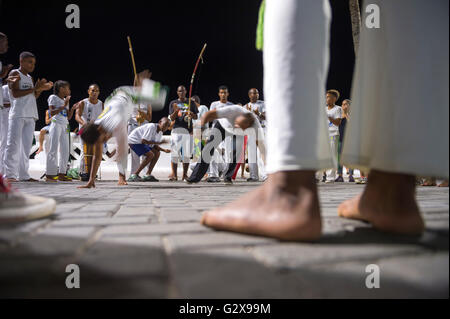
[4,52,53,183]
[74,84,104,181]
[323,89,342,183]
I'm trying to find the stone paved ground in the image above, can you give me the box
[0,180,448,298]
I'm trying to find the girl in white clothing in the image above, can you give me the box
[45,80,77,182]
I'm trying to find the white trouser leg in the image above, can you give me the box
[79,140,85,173]
[58,125,70,175]
[115,124,128,178]
[247,134,259,179]
[128,123,142,174]
[264,0,332,173]
[328,135,339,181]
[4,117,25,179]
[0,109,9,173]
[19,118,35,180]
[342,0,449,179]
[46,122,61,176]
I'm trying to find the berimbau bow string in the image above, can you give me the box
[187,43,207,129]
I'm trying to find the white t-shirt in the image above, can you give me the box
[48,94,69,125]
[1,85,10,110]
[326,105,342,136]
[128,123,162,145]
[215,105,262,134]
[8,69,38,120]
[247,100,266,127]
[80,98,103,128]
[210,101,233,126]
[193,104,209,128]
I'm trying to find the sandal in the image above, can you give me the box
[168,176,178,182]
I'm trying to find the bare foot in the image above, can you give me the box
[338,170,425,235]
[117,174,128,186]
[438,180,449,187]
[201,171,322,241]
[36,148,44,155]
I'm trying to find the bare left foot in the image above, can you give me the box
[338,170,425,235]
[201,171,322,241]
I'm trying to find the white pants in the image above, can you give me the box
[4,117,35,180]
[247,134,259,179]
[46,122,69,175]
[264,0,448,179]
[0,108,9,173]
[325,135,339,181]
[171,133,193,164]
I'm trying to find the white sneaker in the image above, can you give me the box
[0,176,56,224]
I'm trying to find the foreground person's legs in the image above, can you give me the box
[338,170,424,235]
[0,174,56,224]
[202,0,333,240]
[340,0,449,234]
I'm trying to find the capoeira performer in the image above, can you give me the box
[187,104,266,184]
[77,70,167,188]
[201,0,449,241]
[4,52,53,183]
[128,117,171,182]
[74,84,104,181]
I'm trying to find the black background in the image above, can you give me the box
[0,0,356,131]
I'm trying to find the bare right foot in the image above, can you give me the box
[36,148,44,155]
[338,170,425,235]
[201,171,322,241]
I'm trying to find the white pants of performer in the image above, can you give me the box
[4,117,35,180]
[0,108,9,173]
[264,0,448,179]
[46,122,69,176]
[208,140,227,178]
[247,134,261,180]
[171,132,193,164]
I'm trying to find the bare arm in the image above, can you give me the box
[328,117,342,126]
[200,109,218,127]
[141,139,164,145]
[75,101,85,126]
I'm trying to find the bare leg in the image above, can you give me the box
[201,171,322,241]
[169,162,178,181]
[146,150,160,176]
[182,163,189,181]
[338,170,424,235]
[118,173,128,186]
[36,130,47,155]
[134,151,154,176]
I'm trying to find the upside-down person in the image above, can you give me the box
[186,105,266,184]
[77,70,168,188]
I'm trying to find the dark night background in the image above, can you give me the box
[0,0,356,132]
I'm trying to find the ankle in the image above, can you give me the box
[269,171,317,195]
